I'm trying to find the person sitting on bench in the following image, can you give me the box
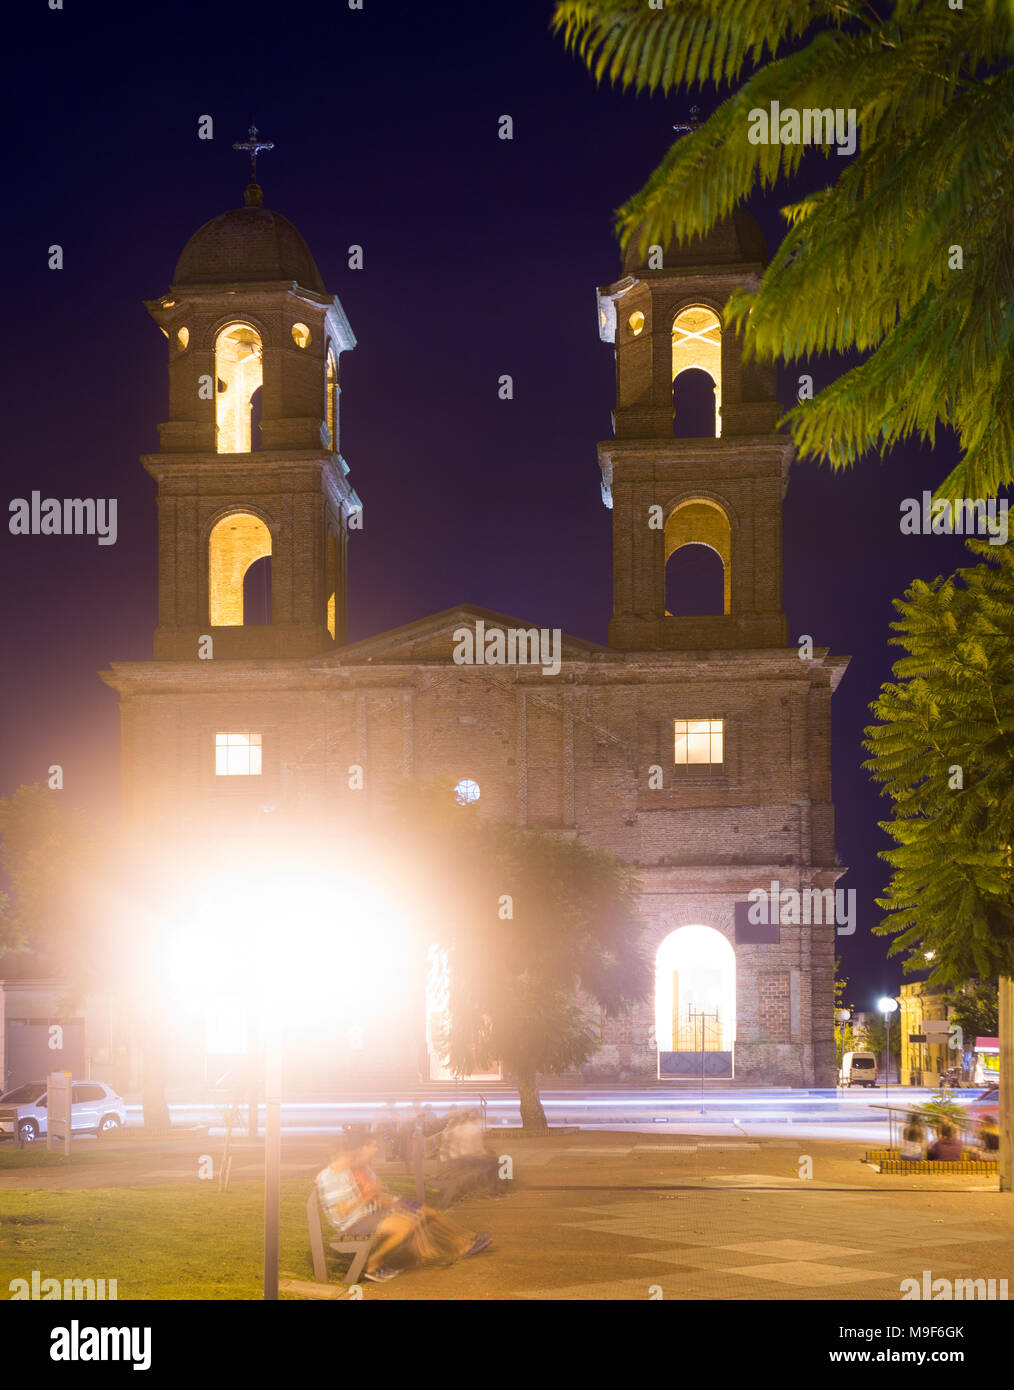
[926,1123,962,1161]
[316,1126,491,1283]
[974,1116,999,1159]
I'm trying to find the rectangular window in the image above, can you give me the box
[215,732,262,776]
[673,718,724,772]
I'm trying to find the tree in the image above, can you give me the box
[856,1013,901,1073]
[833,958,856,1064]
[553,0,1014,497]
[863,539,1014,1187]
[946,979,1000,1044]
[393,790,650,1130]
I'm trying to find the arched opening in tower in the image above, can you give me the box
[672,367,717,439]
[215,322,263,454]
[664,498,731,615]
[664,543,725,615]
[671,305,721,438]
[208,512,272,626]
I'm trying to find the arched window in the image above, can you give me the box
[672,306,721,438]
[209,512,272,626]
[655,925,736,1055]
[215,323,263,454]
[325,348,338,450]
[664,498,731,615]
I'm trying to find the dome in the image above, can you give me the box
[622,207,768,275]
[173,193,326,293]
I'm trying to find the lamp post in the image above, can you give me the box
[835,1009,851,1090]
[878,996,898,1109]
[262,1007,282,1301]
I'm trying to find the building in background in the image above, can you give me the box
[99,178,849,1089]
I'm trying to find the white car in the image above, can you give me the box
[0,1080,127,1143]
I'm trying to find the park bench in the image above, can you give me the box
[432,1155,499,1206]
[306,1191,373,1286]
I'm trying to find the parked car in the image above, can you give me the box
[965,1084,999,1125]
[0,1080,126,1143]
[840,1051,878,1087]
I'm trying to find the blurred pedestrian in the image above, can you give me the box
[927,1122,962,1160]
[976,1116,999,1158]
[316,1125,491,1283]
[899,1116,925,1162]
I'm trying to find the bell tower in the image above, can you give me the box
[143,139,361,660]
[597,209,790,650]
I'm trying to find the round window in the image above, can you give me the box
[176,326,190,350]
[453,779,480,806]
[628,310,645,337]
[291,322,311,350]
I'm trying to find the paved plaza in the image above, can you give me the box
[5,1129,1008,1300]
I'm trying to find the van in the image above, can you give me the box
[840,1051,878,1088]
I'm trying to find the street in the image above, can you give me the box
[127,1085,982,1144]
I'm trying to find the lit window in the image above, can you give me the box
[628,310,645,336]
[673,719,723,772]
[216,732,263,776]
[454,778,480,805]
[176,326,190,350]
[291,322,311,349]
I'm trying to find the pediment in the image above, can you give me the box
[330,604,613,666]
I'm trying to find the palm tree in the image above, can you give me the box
[553,0,1014,497]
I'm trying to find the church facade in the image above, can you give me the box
[102,180,847,1089]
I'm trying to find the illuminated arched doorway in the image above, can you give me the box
[655,925,735,1064]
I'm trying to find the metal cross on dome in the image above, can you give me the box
[232,123,274,184]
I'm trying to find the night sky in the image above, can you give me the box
[0,0,988,1007]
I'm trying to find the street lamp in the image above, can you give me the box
[835,1009,851,1089]
[878,995,898,1108]
[157,858,410,1300]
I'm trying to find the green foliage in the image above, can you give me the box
[552,0,1014,496]
[858,1013,900,1063]
[863,540,1014,982]
[920,1093,967,1123]
[945,979,1000,1039]
[833,958,856,1056]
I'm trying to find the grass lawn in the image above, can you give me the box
[0,1148,134,1171]
[0,1176,426,1298]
